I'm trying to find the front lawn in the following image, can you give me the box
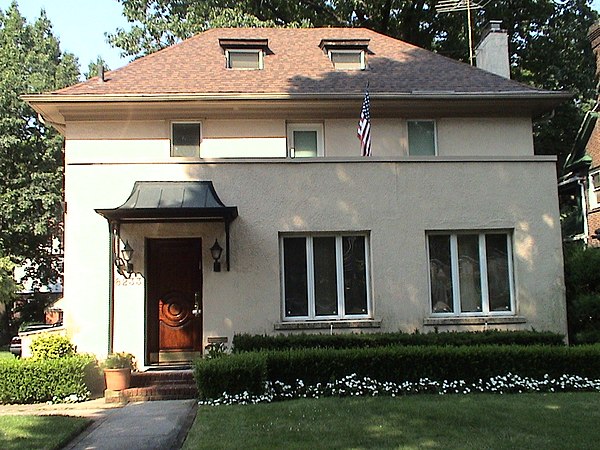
[0,415,89,450]
[184,393,600,449]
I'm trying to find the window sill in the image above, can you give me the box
[275,320,381,331]
[423,316,526,326]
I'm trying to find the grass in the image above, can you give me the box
[183,392,600,449]
[0,415,90,450]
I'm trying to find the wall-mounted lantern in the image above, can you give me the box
[115,239,134,278]
[210,239,223,272]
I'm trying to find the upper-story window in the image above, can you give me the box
[319,39,369,71]
[408,120,437,156]
[171,122,201,157]
[287,123,324,158]
[219,38,268,70]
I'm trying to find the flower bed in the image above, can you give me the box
[199,373,600,406]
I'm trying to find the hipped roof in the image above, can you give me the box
[53,27,555,97]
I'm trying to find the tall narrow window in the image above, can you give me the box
[589,170,600,209]
[283,238,308,317]
[172,123,201,157]
[281,234,370,320]
[428,232,514,316]
[408,120,436,156]
[287,124,324,157]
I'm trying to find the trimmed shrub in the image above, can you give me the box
[232,330,565,353]
[194,344,600,400]
[30,334,76,360]
[0,355,101,404]
[564,245,600,343]
[194,352,266,399]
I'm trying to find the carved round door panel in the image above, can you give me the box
[159,292,192,327]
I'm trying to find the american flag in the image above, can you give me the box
[357,88,372,156]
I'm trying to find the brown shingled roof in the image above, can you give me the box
[53,27,547,97]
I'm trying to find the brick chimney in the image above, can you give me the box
[475,20,510,78]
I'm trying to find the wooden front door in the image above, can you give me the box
[147,239,202,364]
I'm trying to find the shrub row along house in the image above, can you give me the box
[24,24,569,368]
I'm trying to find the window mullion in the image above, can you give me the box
[450,234,460,315]
[479,234,490,315]
[336,236,345,318]
[306,237,316,319]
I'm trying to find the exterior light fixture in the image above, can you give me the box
[210,239,223,272]
[115,240,134,278]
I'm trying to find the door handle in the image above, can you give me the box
[193,292,201,317]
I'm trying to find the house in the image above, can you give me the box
[24,25,569,368]
[560,23,600,244]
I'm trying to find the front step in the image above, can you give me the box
[105,369,198,403]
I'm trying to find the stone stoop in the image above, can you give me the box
[105,370,198,403]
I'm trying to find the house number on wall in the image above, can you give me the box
[115,277,143,287]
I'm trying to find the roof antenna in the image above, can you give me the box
[436,0,486,66]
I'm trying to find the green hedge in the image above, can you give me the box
[0,355,102,404]
[194,344,600,399]
[232,330,565,353]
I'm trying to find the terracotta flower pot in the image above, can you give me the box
[104,368,131,391]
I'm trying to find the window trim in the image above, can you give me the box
[280,233,372,321]
[589,169,600,210]
[328,49,366,70]
[225,48,264,70]
[427,231,515,317]
[286,123,325,158]
[170,121,201,158]
[407,120,438,156]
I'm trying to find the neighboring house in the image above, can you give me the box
[25,25,569,368]
[560,23,600,243]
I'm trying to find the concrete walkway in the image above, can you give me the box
[1,398,198,450]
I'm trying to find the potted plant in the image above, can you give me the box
[103,352,136,391]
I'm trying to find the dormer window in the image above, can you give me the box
[226,49,263,69]
[219,38,268,70]
[320,39,369,70]
[329,50,365,70]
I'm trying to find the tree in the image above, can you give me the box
[0,2,79,290]
[85,56,110,80]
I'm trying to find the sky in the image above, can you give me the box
[0,0,131,74]
[1,0,600,78]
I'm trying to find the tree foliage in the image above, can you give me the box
[109,0,597,164]
[0,2,79,287]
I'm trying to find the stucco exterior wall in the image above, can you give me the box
[62,156,566,366]
[65,116,534,163]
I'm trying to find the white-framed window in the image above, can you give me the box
[287,123,324,157]
[427,231,515,316]
[171,122,201,157]
[226,49,263,69]
[328,49,365,70]
[280,234,371,321]
[408,120,437,156]
[589,170,600,209]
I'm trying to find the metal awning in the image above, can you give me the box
[96,181,238,270]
